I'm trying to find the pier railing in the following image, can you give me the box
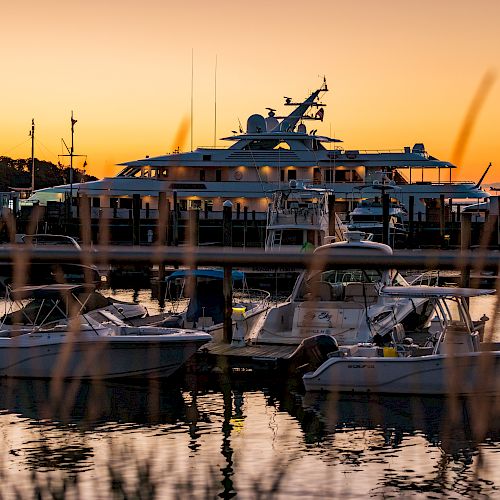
[0,245,499,271]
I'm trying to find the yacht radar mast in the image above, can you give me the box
[275,78,329,132]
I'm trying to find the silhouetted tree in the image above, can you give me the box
[0,156,97,191]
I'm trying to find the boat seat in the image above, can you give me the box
[344,283,378,304]
[307,281,333,301]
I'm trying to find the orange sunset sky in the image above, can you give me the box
[0,0,499,183]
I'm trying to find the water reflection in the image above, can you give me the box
[0,375,499,498]
[0,378,186,428]
[299,391,500,497]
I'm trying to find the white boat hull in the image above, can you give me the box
[303,352,500,395]
[0,330,210,379]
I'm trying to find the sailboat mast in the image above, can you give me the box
[214,55,217,148]
[30,119,35,193]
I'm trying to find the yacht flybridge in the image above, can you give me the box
[30,80,488,226]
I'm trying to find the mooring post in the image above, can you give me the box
[439,194,445,248]
[222,201,233,343]
[172,191,179,246]
[222,265,233,343]
[157,192,168,285]
[408,196,414,248]
[382,192,390,246]
[223,200,233,247]
[132,194,141,245]
[327,194,336,240]
[490,196,500,248]
[79,194,91,245]
[188,208,199,247]
[243,206,248,248]
[460,212,472,289]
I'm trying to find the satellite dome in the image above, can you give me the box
[247,114,266,134]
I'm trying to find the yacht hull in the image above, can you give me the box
[303,352,500,394]
[0,332,210,379]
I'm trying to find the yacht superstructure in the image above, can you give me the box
[265,183,346,252]
[30,81,488,226]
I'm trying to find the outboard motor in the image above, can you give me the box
[288,334,339,375]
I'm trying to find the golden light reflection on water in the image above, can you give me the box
[0,386,498,497]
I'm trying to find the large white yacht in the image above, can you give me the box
[30,80,488,223]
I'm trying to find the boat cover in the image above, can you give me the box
[166,269,245,281]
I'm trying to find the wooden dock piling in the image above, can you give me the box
[460,212,472,289]
[382,193,389,245]
[328,194,336,238]
[132,194,141,245]
[223,201,233,247]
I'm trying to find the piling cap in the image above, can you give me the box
[223,200,233,208]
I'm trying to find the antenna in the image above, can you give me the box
[190,49,194,152]
[214,55,217,148]
[475,162,492,188]
[70,111,76,203]
[30,119,35,193]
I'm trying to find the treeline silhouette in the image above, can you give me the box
[0,156,97,191]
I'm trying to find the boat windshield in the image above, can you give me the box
[306,268,406,287]
[315,269,383,284]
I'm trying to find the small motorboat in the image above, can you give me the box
[0,284,211,379]
[162,268,270,342]
[0,322,211,379]
[302,286,498,394]
[246,232,431,346]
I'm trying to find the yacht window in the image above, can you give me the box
[204,200,213,212]
[200,170,206,181]
[92,197,101,208]
[216,169,222,182]
[335,170,351,182]
[280,170,285,182]
[189,200,202,210]
[110,198,118,209]
[324,169,334,183]
[281,230,304,246]
[120,198,133,209]
[203,154,211,161]
[287,169,297,181]
[351,215,379,222]
[117,166,141,177]
[313,168,321,184]
[351,170,362,182]
[179,200,188,211]
[158,168,168,179]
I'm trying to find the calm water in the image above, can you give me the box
[0,291,499,498]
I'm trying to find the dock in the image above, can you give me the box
[199,342,298,371]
